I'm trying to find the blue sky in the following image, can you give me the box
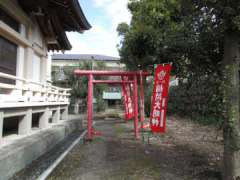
[65,0,131,57]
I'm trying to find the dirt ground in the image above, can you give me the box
[48,116,223,180]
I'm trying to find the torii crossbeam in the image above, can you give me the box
[74,70,151,140]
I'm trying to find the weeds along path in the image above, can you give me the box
[48,117,223,180]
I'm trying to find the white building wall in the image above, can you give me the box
[32,24,43,48]
[0,1,48,84]
[47,52,53,82]
[0,0,70,104]
[0,1,70,140]
[32,54,41,82]
[0,1,70,143]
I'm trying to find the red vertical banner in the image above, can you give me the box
[150,64,172,133]
[122,76,134,120]
[122,77,129,120]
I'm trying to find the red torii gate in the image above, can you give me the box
[74,70,151,140]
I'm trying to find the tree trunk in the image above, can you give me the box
[223,32,240,180]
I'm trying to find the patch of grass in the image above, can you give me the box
[172,113,223,128]
[101,154,161,180]
[114,124,125,136]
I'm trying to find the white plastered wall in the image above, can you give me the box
[0,1,49,101]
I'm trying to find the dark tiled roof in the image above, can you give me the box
[52,54,120,61]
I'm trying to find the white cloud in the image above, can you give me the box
[65,0,131,57]
[66,25,119,56]
[93,0,131,28]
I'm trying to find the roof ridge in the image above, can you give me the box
[52,54,120,58]
[52,54,120,61]
[53,53,117,56]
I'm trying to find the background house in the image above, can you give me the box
[51,54,126,110]
[51,54,124,74]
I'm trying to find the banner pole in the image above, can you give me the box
[140,70,145,127]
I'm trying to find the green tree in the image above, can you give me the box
[195,1,240,178]
[118,0,240,178]
[53,61,107,113]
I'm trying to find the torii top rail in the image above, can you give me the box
[74,70,151,140]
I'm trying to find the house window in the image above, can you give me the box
[0,7,20,32]
[0,36,17,84]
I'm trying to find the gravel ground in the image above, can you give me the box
[47,116,223,180]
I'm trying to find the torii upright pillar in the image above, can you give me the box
[87,74,93,139]
[133,75,139,139]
